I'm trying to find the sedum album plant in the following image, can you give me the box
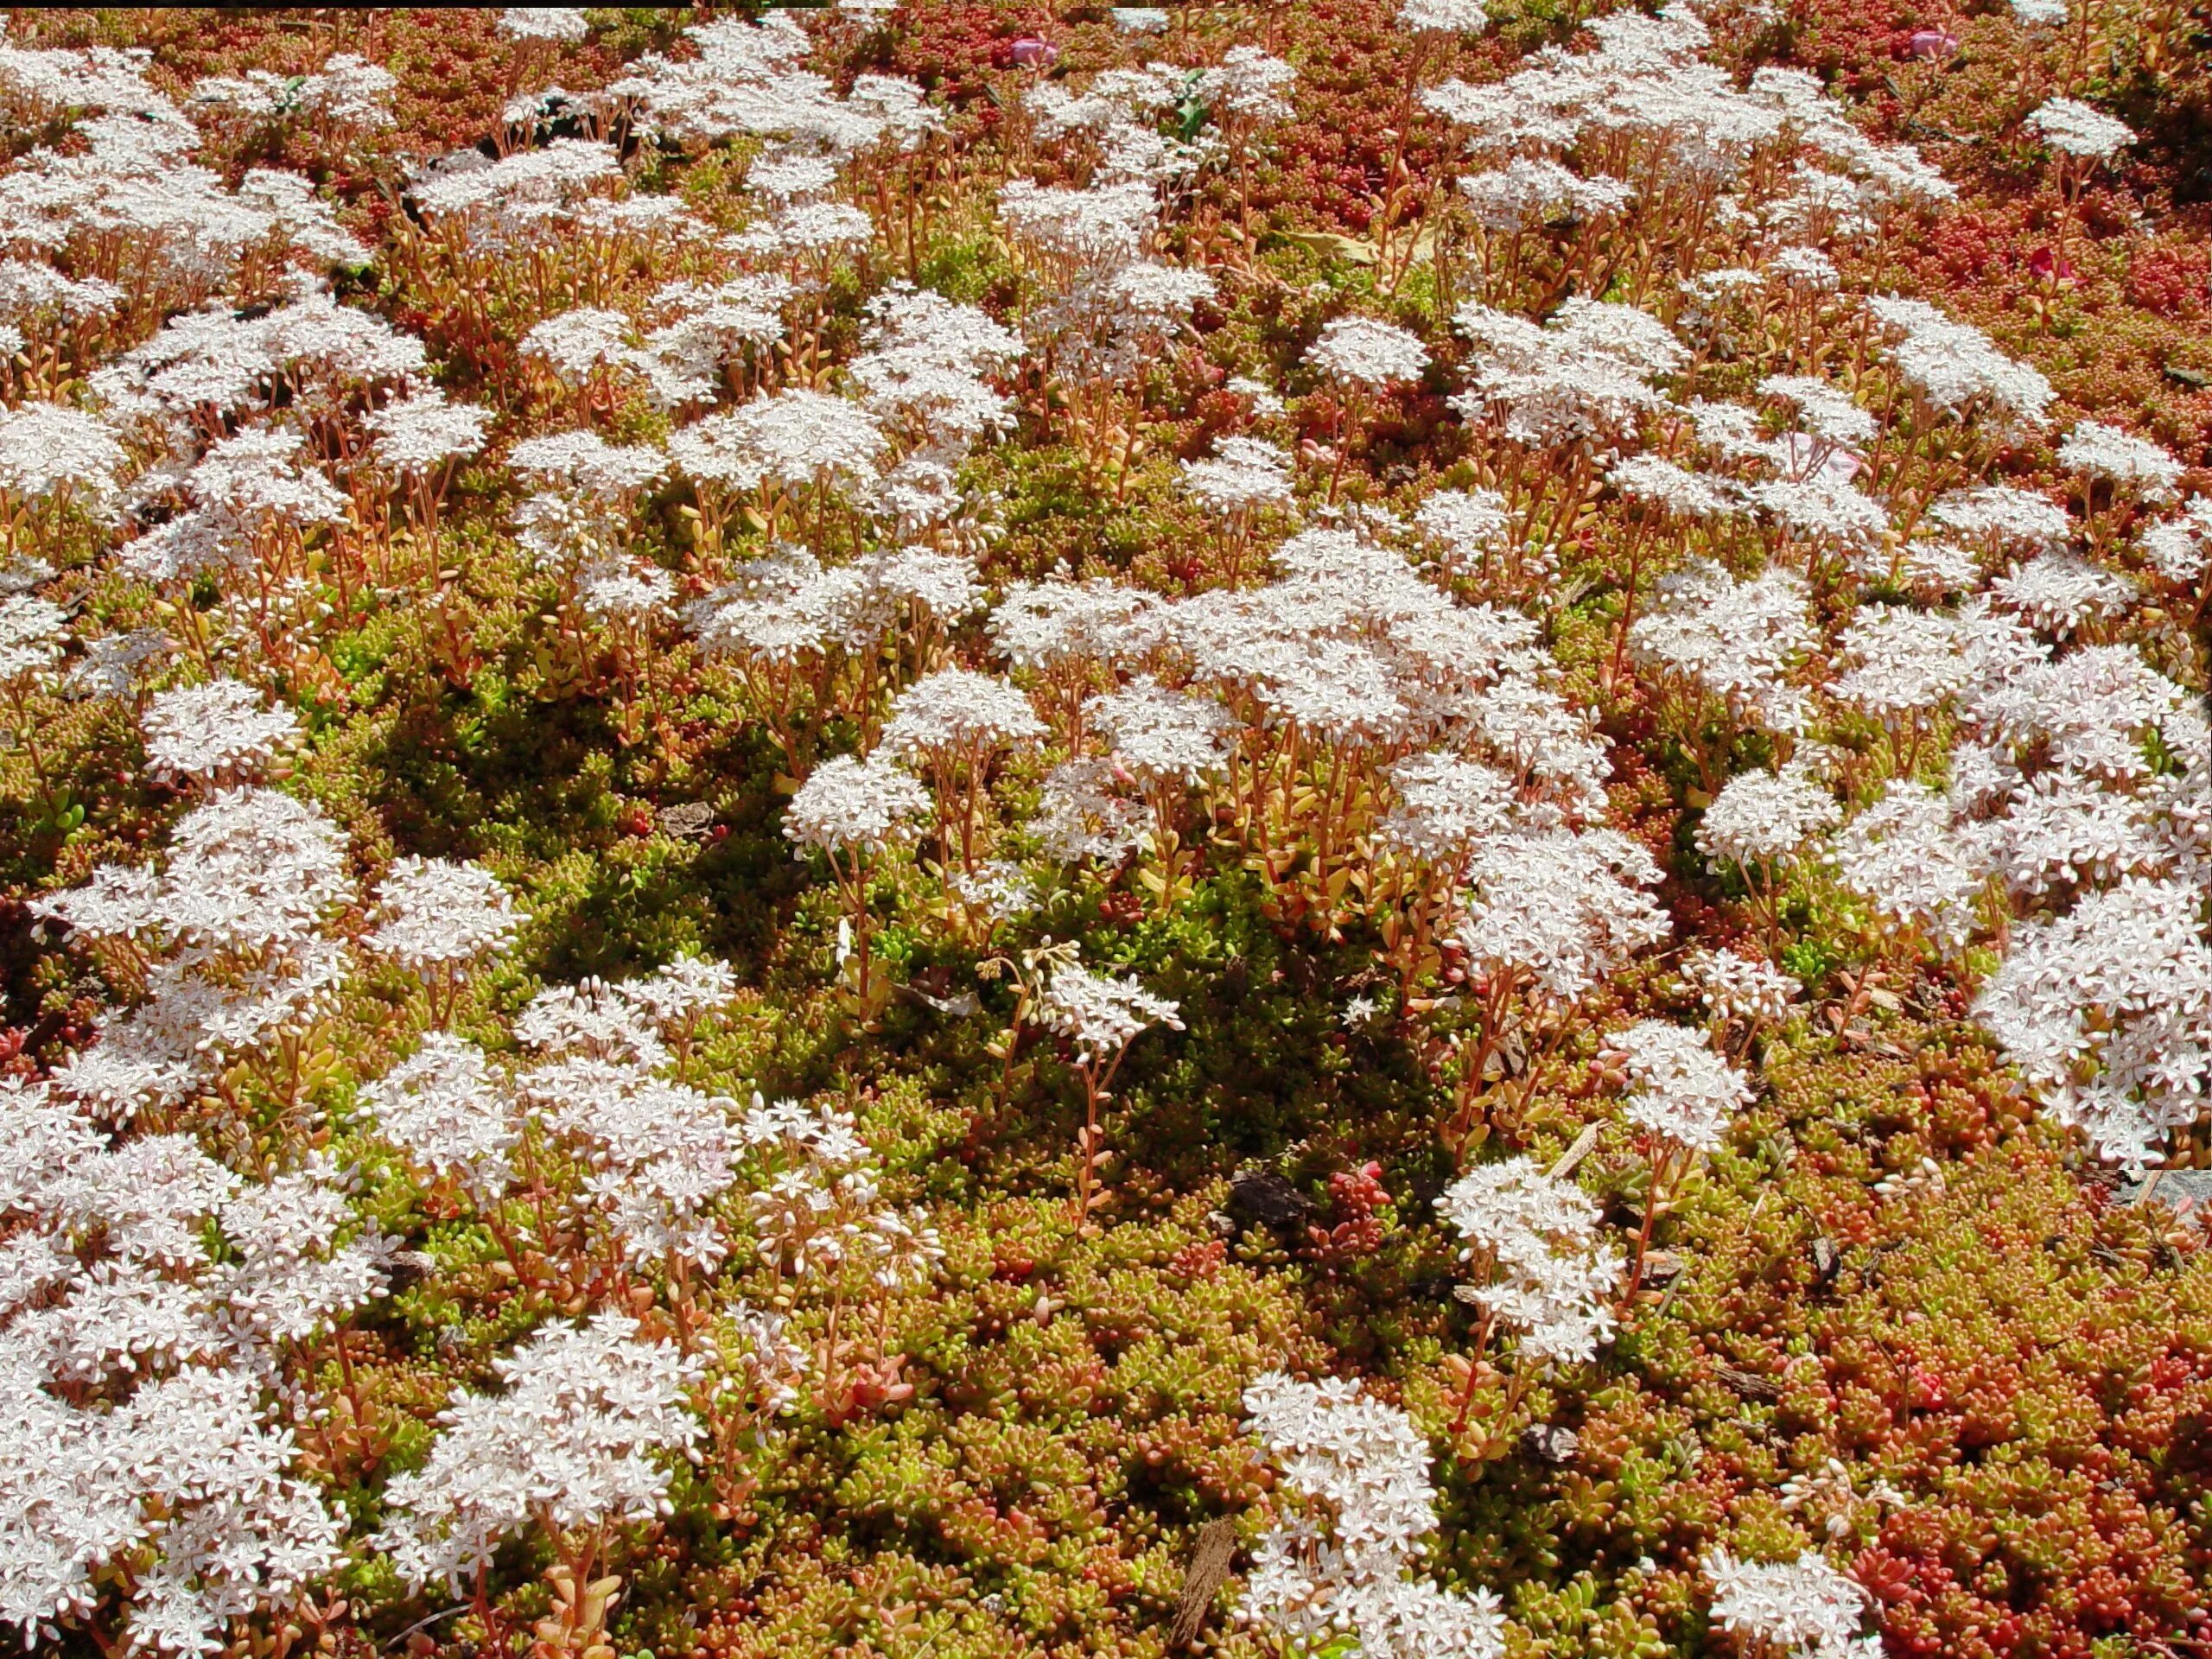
[0,4,2202,1658]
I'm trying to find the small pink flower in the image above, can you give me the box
[1008,36,1058,68]
[1907,28,1959,59]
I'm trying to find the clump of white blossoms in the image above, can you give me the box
[1684,948,1802,1030]
[1039,960,1183,1059]
[784,753,929,858]
[1974,875,2212,1170]
[1036,956,1182,1221]
[881,667,1045,868]
[1093,676,1233,789]
[1611,1020,1752,1154]
[2024,96,2135,160]
[0,1066,384,1653]
[0,1356,348,1656]
[2058,420,2179,502]
[1930,483,2070,549]
[1863,296,2054,432]
[139,679,300,785]
[376,1311,705,1592]
[1241,1372,1506,1659]
[499,6,590,41]
[1182,435,1294,515]
[1989,551,2135,638]
[0,591,64,686]
[1457,826,1670,1006]
[32,787,357,1115]
[0,401,127,516]
[359,1031,525,1201]
[364,855,519,1022]
[1435,1156,1619,1366]
[1705,1548,1878,1659]
[369,390,490,475]
[1832,783,1997,952]
[1307,315,1431,388]
[1695,766,1840,873]
[1402,0,1492,32]
[1631,561,1815,737]
[785,753,930,996]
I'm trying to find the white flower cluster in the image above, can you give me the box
[1308,315,1432,389]
[376,1312,704,1592]
[785,753,931,857]
[1974,877,2212,1171]
[139,679,299,785]
[365,855,521,975]
[1706,1548,1878,1659]
[1039,960,1184,1061]
[1611,1020,1753,1153]
[1684,948,1802,1027]
[1436,1156,1620,1363]
[0,1083,385,1651]
[1242,1373,1506,1659]
[1632,562,1816,734]
[2024,96,2135,161]
[1696,766,1841,870]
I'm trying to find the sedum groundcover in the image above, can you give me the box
[0,4,2208,1658]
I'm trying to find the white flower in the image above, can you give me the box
[1611,1020,1751,1153]
[783,753,929,856]
[1696,767,1840,869]
[1611,455,1739,520]
[37,787,351,952]
[1684,948,1802,1025]
[1460,158,1632,233]
[1030,758,1147,864]
[140,681,299,784]
[1038,962,1182,1060]
[1241,1373,1507,1659]
[881,668,1046,759]
[1182,436,1294,515]
[2141,499,2212,586]
[369,392,489,472]
[1930,484,2070,547]
[1706,1548,1874,1659]
[1630,561,1815,733]
[1376,753,1518,867]
[1413,488,1510,566]
[1436,1157,1619,1364]
[521,306,635,381]
[1989,552,2134,637]
[1975,875,2212,1170]
[0,593,65,683]
[1829,607,1967,720]
[361,1033,523,1199]
[365,856,518,972]
[1308,315,1430,388]
[376,1312,705,1592]
[1832,784,1994,950]
[1401,0,1494,32]
[1454,297,1684,443]
[1459,828,1670,1002]
[2058,420,2178,499]
[509,429,664,499]
[1865,296,2054,431]
[2025,97,2134,160]
[1758,374,1876,448]
[1093,677,1232,785]
[0,401,126,505]
[499,7,590,41]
